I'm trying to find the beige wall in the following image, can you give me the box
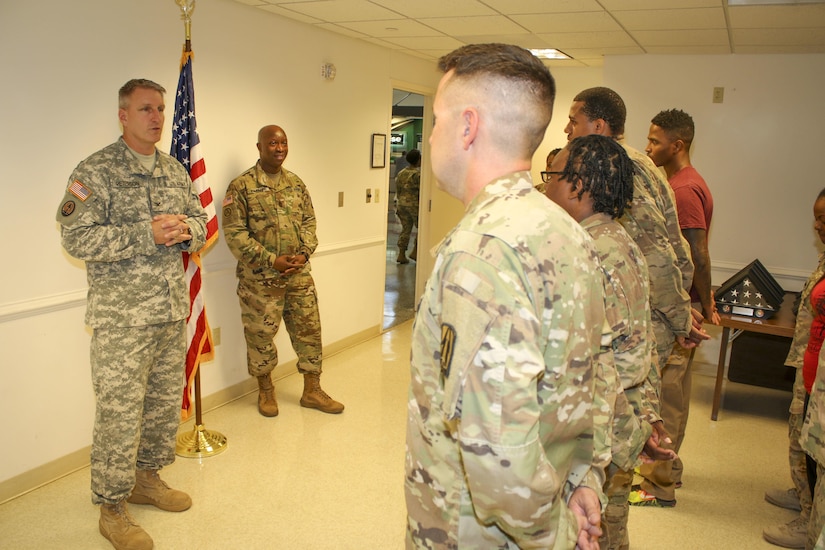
[0,0,442,492]
[2,0,823,498]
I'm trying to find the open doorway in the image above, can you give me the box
[383,89,424,331]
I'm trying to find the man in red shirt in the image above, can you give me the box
[632,108,720,507]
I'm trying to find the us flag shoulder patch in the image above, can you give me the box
[440,323,456,382]
[69,180,92,202]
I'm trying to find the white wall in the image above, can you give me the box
[605,54,825,291]
[603,54,825,366]
[3,0,822,496]
[0,0,440,490]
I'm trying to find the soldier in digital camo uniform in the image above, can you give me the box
[222,125,343,418]
[57,79,208,550]
[544,136,678,550]
[405,43,609,550]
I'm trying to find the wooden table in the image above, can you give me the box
[711,291,798,420]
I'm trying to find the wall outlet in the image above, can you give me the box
[713,87,724,103]
[375,188,380,203]
[212,327,221,346]
[338,191,344,207]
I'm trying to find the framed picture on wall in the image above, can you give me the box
[371,133,386,168]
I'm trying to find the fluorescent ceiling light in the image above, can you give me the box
[529,48,570,60]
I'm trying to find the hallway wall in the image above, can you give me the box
[0,0,441,492]
[2,0,823,500]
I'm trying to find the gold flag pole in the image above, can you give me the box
[173,0,228,459]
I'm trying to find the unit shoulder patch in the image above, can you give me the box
[440,323,456,382]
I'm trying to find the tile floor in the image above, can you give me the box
[0,321,801,549]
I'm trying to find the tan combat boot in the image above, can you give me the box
[765,487,802,511]
[762,516,807,549]
[99,500,153,550]
[409,241,417,261]
[127,469,192,512]
[256,374,279,417]
[397,248,409,264]
[300,373,344,414]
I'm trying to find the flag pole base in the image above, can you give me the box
[175,424,228,458]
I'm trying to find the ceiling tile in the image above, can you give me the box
[279,0,404,22]
[736,44,825,53]
[644,45,731,54]
[259,4,323,23]
[381,36,466,50]
[232,0,825,61]
[368,0,497,18]
[631,28,730,46]
[733,27,825,46]
[455,34,556,49]
[512,11,624,33]
[336,18,445,37]
[419,15,530,36]
[538,31,638,48]
[614,8,727,31]
[563,46,646,57]
[729,4,825,28]
[599,0,719,9]
[480,0,603,15]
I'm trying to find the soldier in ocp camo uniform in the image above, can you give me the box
[56,79,208,550]
[796,188,825,550]
[762,191,825,549]
[562,87,710,509]
[545,136,679,550]
[405,43,609,550]
[394,149,421,264]
[223,125,343,418]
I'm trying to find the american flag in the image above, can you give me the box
[171,50,218,419]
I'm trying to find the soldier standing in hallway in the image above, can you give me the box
[223,125,344,417]
[405,43,608,549]
[57,78,207,550]
[395,148,420,264]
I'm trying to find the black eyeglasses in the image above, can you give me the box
[541,171,563,184]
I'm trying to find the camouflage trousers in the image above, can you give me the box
[238,271,322,377]
[90,321,185,505]
[600,463,633,550]
[808,462,825,549]
[791,368,813,522]
[639,341,692,501]
[396,205,418,252]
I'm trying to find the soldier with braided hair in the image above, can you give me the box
[545,135,677,549]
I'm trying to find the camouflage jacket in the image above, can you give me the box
[395,165,420,210]
[57,138,208,328]
[405,172,608,549]
[583,214,654,470]
[787,253,825,415]
[801,257,825,464]
[619,144,694,340]
[222,162,317,282]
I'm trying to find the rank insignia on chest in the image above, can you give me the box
[440,323,456,382]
